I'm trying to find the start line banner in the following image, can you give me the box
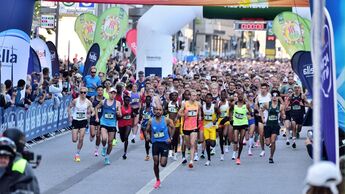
[0,96,72,141]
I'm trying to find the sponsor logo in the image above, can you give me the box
[89,52,98,62]
[303,64,313,76]
[0,46,18,65]
[321,16,333,98]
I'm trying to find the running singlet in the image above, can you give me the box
[151,116,169,143]
[257,93,271,121]
[266,102,280,127]
[290,94,304,114]
[219,101,229,118]
[100,100,117,127]
[118,106,132,128]
[130,92,140,107]
[167,101,179,114]
[73,98,88,121]
[184,101,199,131]
[232,103,249,126]
[93,97,103,118]
[141,106,154,129]
[203,103,216,128]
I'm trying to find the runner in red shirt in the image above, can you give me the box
[118,95,133,159]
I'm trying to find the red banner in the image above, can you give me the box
[48,0,309,7]
[126,29,137,56]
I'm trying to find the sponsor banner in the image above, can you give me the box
[272,11,311,57]
[31,38,52,75]
[74,13,98,51]
[0,29,30,84]
[291,51,313,98]
[266,21,276,58]
[27,47,42,74]
[126,29,137,55]
[0,96,72,141]
[50,0,309,7]
[94,7,128,73]
[83,43,100,77]
[41,15,55,29]
[324,0,345,158]
[46,41,60,76]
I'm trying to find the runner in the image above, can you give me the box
[139,95,154,161]
[261,90,285,163]
[129,83,141,144]
[202,93,218,166]
[95,87,122,165]
[145,105,175,189]
[246,91,256,156]
[68,87,93,162]
[178,90,201,168]
[255,83,271,157]
[90,86,104,156]
[230,91,251,165]
[283,88,293,145]
[165,91,180,161]
[217,90,230,161]
[180,90,191,164]
[118,95,133,160]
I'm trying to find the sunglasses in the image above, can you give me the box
[272,93,279,97]
[91,72,96,74]
[80,91,87,94]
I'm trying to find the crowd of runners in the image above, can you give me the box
[67,58,311,189]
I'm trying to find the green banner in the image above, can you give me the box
[74,13,98,51]
[272,11,311,57]
[203,6,291,20]
[94,7,128,73]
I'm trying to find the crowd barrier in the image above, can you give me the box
[0,96,72,141]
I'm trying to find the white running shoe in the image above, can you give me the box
[205,160,211,166]
[224,146,229,153]
[173,154,178,161]
[260,150,265,157]
[220,154,224,161]
[248,149,253,156]
[194,154,199,161]
[168,150,173,158]
[232,151,236,160]
[211,147,216,155]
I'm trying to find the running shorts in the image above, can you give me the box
[264,125,280,138]
[101,125,117,132]
[204,126,217,141]
[72,120,88,129]
[233,125,248,131]
[248,118,255,126]
[152,142,169,157]
[183,129,199,136]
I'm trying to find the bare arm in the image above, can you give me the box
[68,99,76,121]
[178,103,185,117]
[95,100,104,122]
[166,118,175,142]
[116,101,122,118]
[145,119,152,141]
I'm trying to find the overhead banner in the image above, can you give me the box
[126,29,137,55]
[48,0,309,6]
[324,1,345,159]
[27,47,42,74]
[0,29,30,84]
[94,7,128,73]
[74,13,98,51]
[31,38,52,75]
[272,11,311,57]
[46,41,60,76]
[83,43,100,77]
[291,51,313,98]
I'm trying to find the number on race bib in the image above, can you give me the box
[105,113,114,119]
[169,107,178,113]
[268,115,278,121]
[123,115,131,120]
[205,115,213,121]
[188,110,197,117]
[235,113,244,119]
[292,105,301,110]
[153,132,165,138]
[76,112,86,119]
[220,111,227,118]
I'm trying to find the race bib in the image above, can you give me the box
[220,111,227,118]
[98,108,102,113]
[292,105,301,110]
[188,110,197,117]
[143,114,151,120]
[76,112,86,119]
[268,115,278,121]
[234,112,244,119]
[104,113,114,119]
[169,107,178,113]
[153,131,165,138]
[204,115,213,121]
[123,115,131,120]
[132,98,140,103]
[88,87,95,92]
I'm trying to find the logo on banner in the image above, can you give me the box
[321,21,333,98]
[50,51,56,61]
[0,46,18,65]
[281,20,305,44]
[79,3,94,7]
[303,64,314,77]
[89,52,98,62]
[101,16,120,41]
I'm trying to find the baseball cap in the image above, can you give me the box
[109,87,116,93]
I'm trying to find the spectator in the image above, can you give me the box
[136,71,145,92]
[14,79,25,107]
[43,67,50,82]
[0,84,7,108]
[24,85,33,106]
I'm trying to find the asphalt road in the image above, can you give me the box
[31,130,312,194]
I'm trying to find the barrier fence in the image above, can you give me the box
[0,96,72,141]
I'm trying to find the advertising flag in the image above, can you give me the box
[46,41,60,77]
[74,13,98,51]
[27,47,41,74]
[83,43,100,77]
[31,38,52,76]
[94,7,128,73]
[272,12,311,57]
[126,29,137,55]
[291,51,313,97]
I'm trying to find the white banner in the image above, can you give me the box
[31,38,52,76]
[0,29,30,84]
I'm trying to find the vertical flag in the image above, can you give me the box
[83,43,100,77]
[46,41,60,76]
[74,13,98,51]
[126,29,137,55]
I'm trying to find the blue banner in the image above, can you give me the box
[291,51,313,98]
[0,96,72,141]
[83,43,100,77]
[46,41,60,77]
[27,47,42,74]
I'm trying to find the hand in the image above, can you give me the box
[145,135,151,142]
[95,118,99,123]
[166,138,172,144]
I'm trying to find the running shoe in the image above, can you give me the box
[182,158,187,164]
[292,142,296,149]
[269,158,274,164]
[145,155,150,161]
[255,141,260,147]
[112,139,118,146]
[194,154,199,161]
[224,146,229,153]
[200,153,205,159]
[286,140,290,146]
[210,147,216,155]
[131,138,136,143]
[248,149,253,156]
[188,161,194,168]
[173,154,178,161]
[74,155,80,162]
[243,139,247,145]
[101,147,107,157]
[220,154,224,161]
[236,158,241,165]
[260,151,265,157]
[104,157,110,165]
[168,150,173,158]
[94,150,99,157]
[153,180,161,189]
[232,151,236,160]
[140,131,144,140]
[205,160,211,166]
[122,154,127,160]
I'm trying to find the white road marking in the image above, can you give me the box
[136,158,182,194]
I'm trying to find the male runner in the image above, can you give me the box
[145,105,175,189]
[95,87,122,165]
[217,90,230,161]
[139,95,154,161]
[68,87,93,162]
[90,86,104,156]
